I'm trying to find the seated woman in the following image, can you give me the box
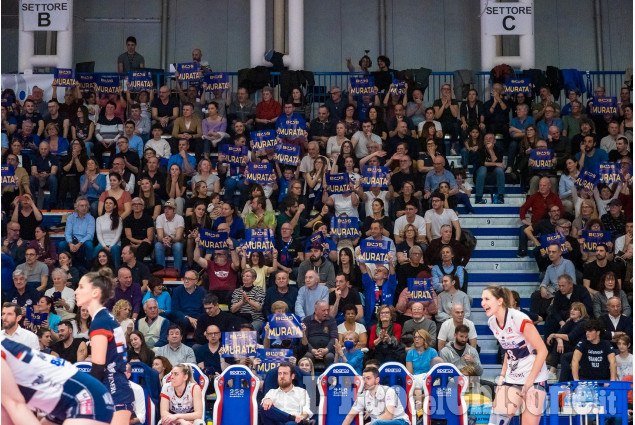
[406,329,438,375]
[337,304,368,349]
[239,249,277,291]
[418,136,444,174]
[322,172,360,218]
[185,201,213,267]
[592,271,631,317]
[431,245,466,292]
[112,299,135,336]
[435,274,471,324]
[230,268,266,335]
[360,198,393,240]
[368,304,401,349]
[190,158,220,197]
[461,126,481,169]
[142,276,172,314]
[98,172,132,219]
[58,251,81,289]
[42,122,69,156]
[127,330,156,367]
[94,196,123,269]
[90,248,116,275]
[334,331,364,374]
[28,225,57,273]
[166,163,187,216]
[23,295,61,340]
[159,363,204,425]
[326,121,350,160]
[213,202,245,240]
[57,139,87,208]
[138,176,162,221]
[335,248,363,293]
[396,224,426,265]
[44,267,76,321]
[545,302,588,382]
[304,155,328,213]
[153,355,173,382]
[254,87,281,130]
[510,124,539,189]
[474,133,505,204]
[80,157,107,216]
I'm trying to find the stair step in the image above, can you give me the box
[460,215,522,227]
[467,258,539,272]
[469,271,539,281]
[482,364,503,381]
[468,227,519,236]
[459,206,520,215]
[470,250,522,259]
[467,197,526,206]
[473,237,519,249]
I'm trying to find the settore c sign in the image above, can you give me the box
[20,0,71,31]
[483,2,534,35]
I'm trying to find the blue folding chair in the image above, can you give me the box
[379,362,417,425]
[421,363,469,425]
[213,364,260,425]
[317,363,363,425]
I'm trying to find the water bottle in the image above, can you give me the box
[563,387,573,409]
[590,382,600,408]
[493,193,499,204]
[573,382,588,410]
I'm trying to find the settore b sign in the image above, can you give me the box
[483,2,533,35]
[20,0,71,31]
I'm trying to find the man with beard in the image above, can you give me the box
[259,363,313,425]
[341,366,411,425]
[50,320,88,363]
[583,244,624,295]
[297,244,335,289]
[576,134,608,174]
[439,324,483,375]
[1,302,39,350]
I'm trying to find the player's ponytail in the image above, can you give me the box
[85,268,116,305]
[174,363,196,384]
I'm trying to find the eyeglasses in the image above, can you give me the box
[183,277,197,282]
[25,253,37,256]
[207,332,221,336]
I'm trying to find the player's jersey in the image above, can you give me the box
[1,336,77,413]
[487,308,548,385]
[90,307,132,402]
[161,381,197,414]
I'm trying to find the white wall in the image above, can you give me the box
[1,0,632,75]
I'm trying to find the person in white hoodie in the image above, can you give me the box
[94,196,123,268]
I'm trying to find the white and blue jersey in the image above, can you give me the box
[1,337,114,424]
[487,308,548,385]
[90,307,135,407]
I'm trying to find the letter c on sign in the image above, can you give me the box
[503,15,516,31]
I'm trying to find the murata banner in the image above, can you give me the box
[483,2,533,35]
[21,0,71,31]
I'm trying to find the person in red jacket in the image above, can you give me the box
[518,177,564,257]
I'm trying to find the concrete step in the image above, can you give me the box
[468,281,538,298]
[469,226,519,236]
[482,364,503,381]
[459,206,520,215]
[471,249,522,259]
[469,271,540,281]
[459,214,521,227]
[467,258,539,272]
[467,196,526,207]
[473,237,519,249]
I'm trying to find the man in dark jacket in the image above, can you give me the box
[599,296,633,346]
[549,274,593,328]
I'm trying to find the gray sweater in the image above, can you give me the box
[439,342,483,376]
[295,284,330,319]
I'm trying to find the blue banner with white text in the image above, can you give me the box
[96,74,120,95]
[199,228,228,250]
[203,72,230,91]
[255,348,293,375]
[276,116,307,139]
[359,239,391,264]
[389,79,407,96]
[504,78,531,94]
[582,230,612,252]
[221,145,249,166]
[361,166,389,189]
[128,70,153,92]
[246,162,275,184]
[176,62,201,82]
[274,143,300,165]
[589,97,618,115]
[251,129,278,151]
[539,233,569,257]
[326,173,351,195]
[243,229,275,252]
[221,331,258,358]
[77,74,96,92]
[529,149,554,170]
[330,216,360,239]
[53,68,76,87]
[407,278,434,302]
[350,76,376,97]
[1,165,16,186]
[267,314,303,339]
[574,170,598,192]
[597,162,621,184]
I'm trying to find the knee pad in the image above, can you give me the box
[488,411,512,425]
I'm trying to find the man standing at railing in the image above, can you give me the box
[117,36,145,74]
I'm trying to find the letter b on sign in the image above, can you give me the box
[38,12,51,27]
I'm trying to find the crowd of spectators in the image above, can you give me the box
[1,43,633,424]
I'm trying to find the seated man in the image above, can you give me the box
[295,270,329,319]
[151,85,179,135]
[530,243,577,325]
[145,123,172,160]
[105,268,143,321]
[548,275,593,342]
[524,205,560,268]
[437,304,477,351]
[473,133,505,204]
[600,297,633,347]
[50,320,88,363]
[113,135,140,175]
[172,102,203,159]
[572,319,617,381]
[424,224,470,266]
[16,247,48,292]
[195,324,223,376]
[166,269,206,334]
[227,87,256,131]
[217,135,250,205]
[302,300,337,366]
[263,271,299,318]
[167,138,197,177]
[153,323,196,366]
[297,244,336,289]
[439,324,483,376]
[59,197,95,268]
[424,191,461,243]
[0,302,39,351]
[154,199,185,274]
[402,302,437,343]
[29,141,58,209]
[194,294,237,345]
[424,156,457,201]
[259,362,313,425]
[136,298,169,348]
[341,366,411,425]
[1,221,26,265]
[329,273,363,323]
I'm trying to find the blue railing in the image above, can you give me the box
[76,69,626,121]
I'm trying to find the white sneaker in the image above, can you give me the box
[548,370,558,382]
